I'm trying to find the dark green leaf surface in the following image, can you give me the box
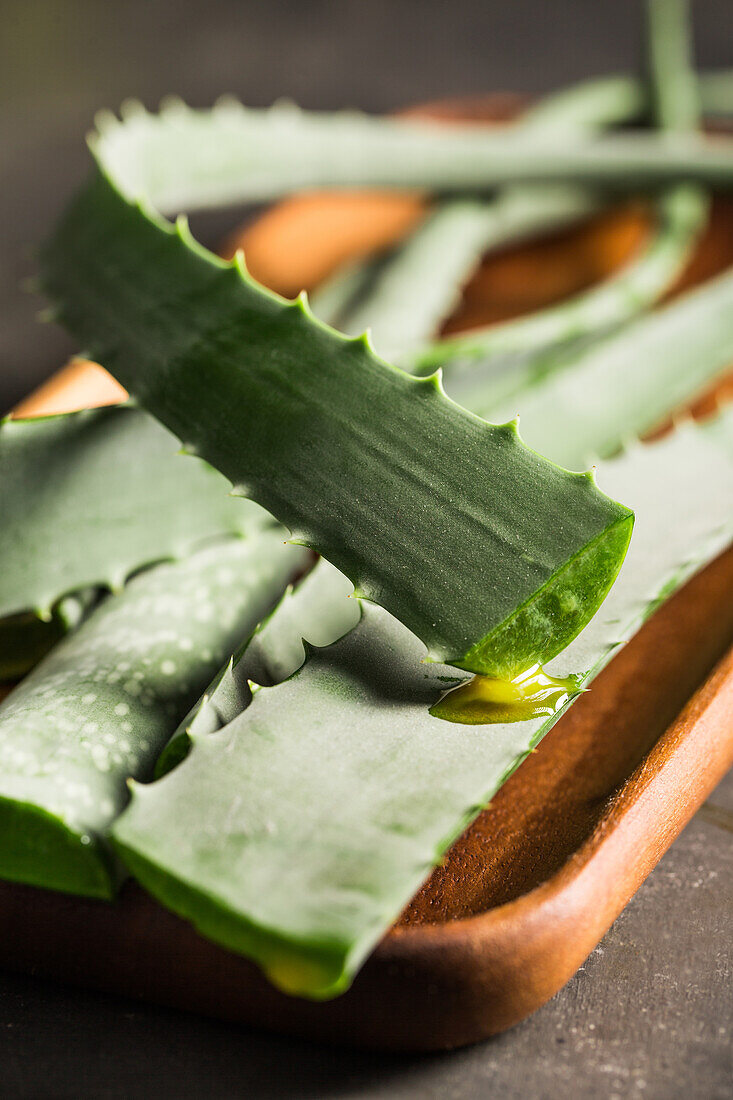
[42,171,632,679]
[0,533,307,898]
[0,405,271,622]
[113,410,733,998]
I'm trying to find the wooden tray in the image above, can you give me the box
[2,97,732,1052]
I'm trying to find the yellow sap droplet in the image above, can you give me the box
[265,954,336,998]
[430,664,579,725]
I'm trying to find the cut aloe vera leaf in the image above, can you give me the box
[0,533,308,899]
[0,405,272,624]
[42,168,633,680]
[113,409,733,998]
[158,558,359,776]
[453,264,733,470]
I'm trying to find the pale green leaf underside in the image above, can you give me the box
[113,408,733,998]
[407,183,707,376]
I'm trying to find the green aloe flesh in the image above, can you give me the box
[0,406,273,674]
[0,534,308,898]
[42,171,634,680]
[113,409,733,998]
[157,558,359,776]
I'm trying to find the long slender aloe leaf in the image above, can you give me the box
[113,408,733,999]
[157,558,359,775]
[648,0,699,131]
[337,188,603,359]
[0,533,308,899]
[41,170,633,680]
[338,73,660,358]
[0,405,273,675]
[405,183,706,375]
[309,259,378,326]
[403,0,707,376]
[89,99,733,209]
[451,264,733,469]
[310,71,647,330]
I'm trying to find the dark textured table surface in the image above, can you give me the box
[1,1,731,1096]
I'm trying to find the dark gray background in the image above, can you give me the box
[1,1,732,1097]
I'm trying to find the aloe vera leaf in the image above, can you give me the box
[309,74,652,333]
[336,188,603,359]
[0,405,272,623]
[157,558,359,776]
[338,73,661,358]
[313,189,597,343]
[42,168,634,681]
[87,99,733,210]
[455,264,733,470]
[405,0,706,376]
[405,183,706,375]
[113,409,733,998]
[426,68,729,122]
[309,258,377,326]
[0,533,308,899]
